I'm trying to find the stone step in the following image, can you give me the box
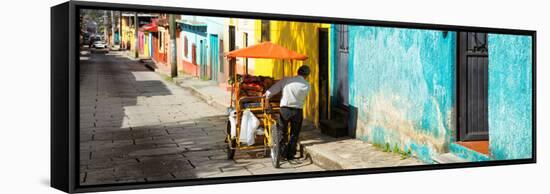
[303,138,424,170]
[301,139,349,170]
[432,153,469,164]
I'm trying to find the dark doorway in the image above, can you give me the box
[199,40,207,79]
[318,27,348,137]
[228,26,236,78]
[458,32,489,141]
[335,24,353,137]
[318,28,329,121]
[191,43,197,65]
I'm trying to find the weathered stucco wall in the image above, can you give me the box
[488,34,533,160]
[348,26,456,162]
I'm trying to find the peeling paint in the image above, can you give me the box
[348,26,456,163]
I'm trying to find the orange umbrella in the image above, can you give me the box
[226,41,308,60]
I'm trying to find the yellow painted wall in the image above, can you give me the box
[252,21,331,126]
[143,32,149,57]
[120,17,128,47]
[129,28,136,54]
[322,23,332,120]
[121,16,136,53]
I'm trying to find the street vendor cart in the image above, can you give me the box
[224,41,308,168]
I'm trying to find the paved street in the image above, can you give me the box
[79,51,324,185]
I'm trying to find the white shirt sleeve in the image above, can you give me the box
[265,78,285,99]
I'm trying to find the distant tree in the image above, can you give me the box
[81,9,107,35]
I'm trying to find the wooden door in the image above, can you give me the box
[210,35,219,81]
[458,32,489,141]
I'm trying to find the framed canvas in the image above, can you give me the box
[51,1,536,193]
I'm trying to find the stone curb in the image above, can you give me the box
[304,146,345,170]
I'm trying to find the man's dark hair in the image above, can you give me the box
[297,65,310,76]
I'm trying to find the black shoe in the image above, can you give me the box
[287,157,304,165]
[286,151,297,160]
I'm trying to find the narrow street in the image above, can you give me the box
[79,50,323,185]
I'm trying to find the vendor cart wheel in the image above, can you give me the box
[226,121,236,160]
[227,138,236,160]
[270,127,281,168]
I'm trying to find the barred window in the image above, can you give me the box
[338,24,349,52]
[261,20,270,42]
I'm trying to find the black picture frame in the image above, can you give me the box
[51,1,537,193]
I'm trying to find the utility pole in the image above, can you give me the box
[119,11,122,49]
[134,12,139,58]
[118,11,123,50]
[111,10,115,46]
[169,14,177,78]
[103,10,108,42]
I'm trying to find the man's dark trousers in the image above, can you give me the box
[276,107,303,160]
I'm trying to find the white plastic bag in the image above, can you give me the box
[239,109,260,145]
[228,110,237,138]
[256,127,265,136]
[238,110,249,143]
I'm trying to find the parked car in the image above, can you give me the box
[88,35,101,48]
[91,41,109,53]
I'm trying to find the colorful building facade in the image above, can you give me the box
[178,16,227,81]
[151,14,178,69]
[120,13,157,59]
[120,13,135,51]
[137,31,153,58]
[124,14,533,163]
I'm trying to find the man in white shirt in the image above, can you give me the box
[265,65,311,161]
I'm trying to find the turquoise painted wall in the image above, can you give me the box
[202,17,225,70]
[348,26,456,163]
[488,34,533,160]
[329,25,337,106]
